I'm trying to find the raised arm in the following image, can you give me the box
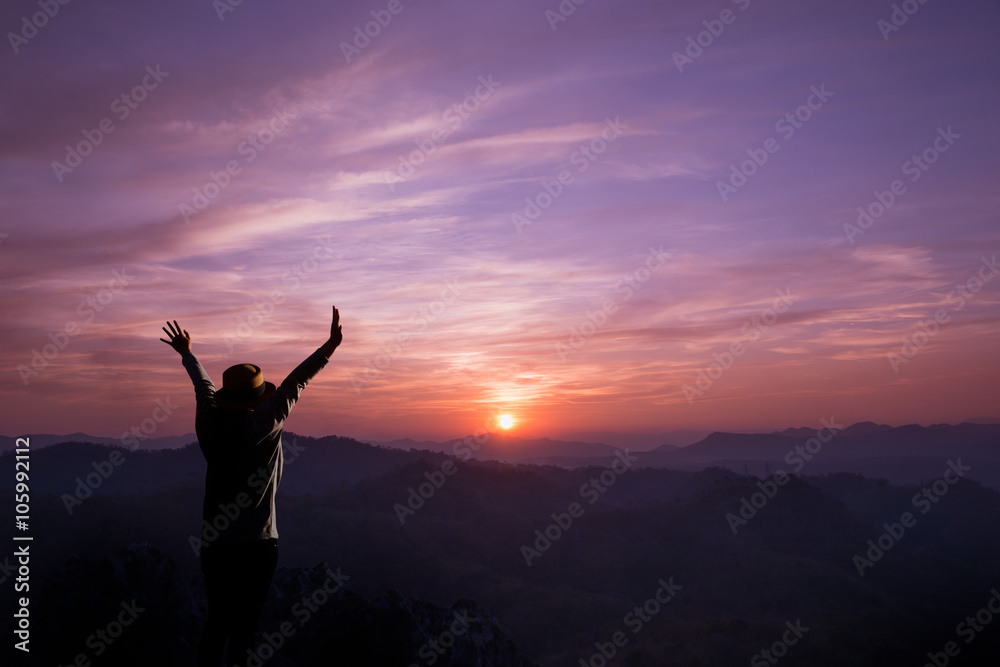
[318,306,343,359]
[160,319,217,417]
[252,306,342,430]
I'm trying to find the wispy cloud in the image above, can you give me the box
[2,0,998,440]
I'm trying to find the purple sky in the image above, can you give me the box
[2,0,999,442]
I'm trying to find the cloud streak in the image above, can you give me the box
[2,0,999,441]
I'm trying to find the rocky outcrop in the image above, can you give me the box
[32,543,537,667]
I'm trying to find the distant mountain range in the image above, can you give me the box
[546,429,712,449]
[4,421,999,489]
[0,429,694,454]
[0,431,198,451]
[367,432,635,465]
[529,421,1000,489]
[4,421,1000,665]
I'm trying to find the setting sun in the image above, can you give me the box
[499,415,515,429]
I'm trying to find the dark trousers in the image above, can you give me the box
[198,538,279,667]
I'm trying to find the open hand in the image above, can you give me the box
[329,306,343,349]
[160,320,192,356]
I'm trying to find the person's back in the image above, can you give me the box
[160,306,343,667]
[198,409,286,547]
[184,347,332,548]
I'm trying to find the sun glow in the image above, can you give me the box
[499,414,515,429]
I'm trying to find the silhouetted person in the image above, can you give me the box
[160,306,343,667]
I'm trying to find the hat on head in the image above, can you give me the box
[215,363,276,410]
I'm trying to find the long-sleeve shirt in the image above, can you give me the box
[181,348,329,548]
